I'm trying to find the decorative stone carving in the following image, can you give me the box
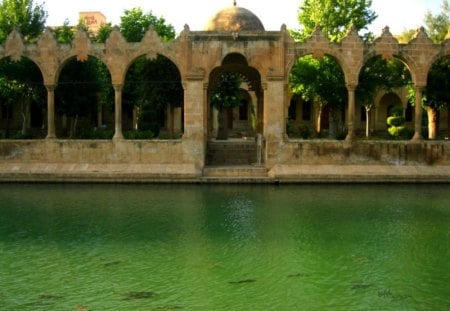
[106,27,127,57]
[142,26,163,46]
[37,29,59,84]
[73,29,90,62]
[373,26,399,60]
[308,26,329,59]
[5,29,24,62]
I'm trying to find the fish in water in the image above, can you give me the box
[352,284,372,290]
[229,279,256,285]
[122,291,156,300]
[103,260,122,267]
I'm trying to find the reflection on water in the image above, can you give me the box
[0,184,449,310]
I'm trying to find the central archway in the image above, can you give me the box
[206,53,264,165]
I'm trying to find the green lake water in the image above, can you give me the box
[0,183,449,311]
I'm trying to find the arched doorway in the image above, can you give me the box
[206,53,263,165]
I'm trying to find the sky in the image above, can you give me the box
[42,0,443,36]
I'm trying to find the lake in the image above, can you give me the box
[0,183,449,310]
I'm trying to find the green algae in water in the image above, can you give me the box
[0,183,449,311]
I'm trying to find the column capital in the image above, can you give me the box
[45,84,56,92]
[414,84,426,92]
[113,84,123,92]
[346,84,357,91]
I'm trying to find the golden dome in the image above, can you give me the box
[205,3,265,31]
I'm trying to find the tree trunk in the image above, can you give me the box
[316,106,322,135]
[365,107,371,138]
[447,109,450,139]
[169,104,175,139]
[329,107,338,139]
[69,115,78,138]
[5,104,11,138]
[217,107,228,140]
[427,106,437,140]
[21,100,31,136]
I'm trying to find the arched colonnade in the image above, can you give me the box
[1,24,450,164]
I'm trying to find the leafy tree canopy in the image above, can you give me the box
[357,56,411,107]
[424,0,450,43]
[292,0,377,42]
[120,8,175,42]
[210,73,243,110]
[0,0,47,43]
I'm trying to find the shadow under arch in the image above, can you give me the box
[0,56,46,138]
[205,52,264,166]
[288,54,347,139]
[207,52,263,139]
[56,55,113,138]
[123,53,184,139]
[357,55,412,138]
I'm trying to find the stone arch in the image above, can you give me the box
[55,52,111,86]
[0,55,46,138]
[55,55,113,138]
[123,53,184,138]
[288,53,347,138]
[207,52,263,139]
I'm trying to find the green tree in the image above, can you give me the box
[0,0,47,43]
[120,8,175,42]
[94,22,113,43]
[0,58,45,137]
[292,0,377,42]
[290,0,377,139]
[290,55,347,137]
[422,0,450,139]
[0,0,46,137]
[210,73,242,140]
[120,8,181,139]
[357,56,411,138]
[424,0,450,44]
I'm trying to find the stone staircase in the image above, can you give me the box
[202,165,269,182]
[206,140,258,165]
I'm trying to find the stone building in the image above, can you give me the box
[0,2,449,182]
[79,11,107,34]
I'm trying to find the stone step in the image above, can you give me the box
[206,141,258,165]
[203,166,268,178]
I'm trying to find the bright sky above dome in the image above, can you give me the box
[42,0,442,36]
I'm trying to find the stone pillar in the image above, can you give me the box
[345,84,357,141]
[412,86,424,141]
[263,79,285,166]
[183,79,207,166]
[113,84,124,140]
[45,85,56,139]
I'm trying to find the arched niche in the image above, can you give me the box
[56,55,113,138]
[123,53,184,139]
[207,52,263,140]
[0,56,45,138]
[288,54,347,139]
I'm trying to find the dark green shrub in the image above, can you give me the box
[299,125,312,139]
[124,130,154,140]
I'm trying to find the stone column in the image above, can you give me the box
[345,84,357,141]
[412,86,424,141]
[45,84,56,139]
[113,84,124,140]
[183,79,207,167]
[263,79,285,166]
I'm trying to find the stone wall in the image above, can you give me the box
[272,140,450,166]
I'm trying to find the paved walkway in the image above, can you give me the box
[0,163,449,183]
